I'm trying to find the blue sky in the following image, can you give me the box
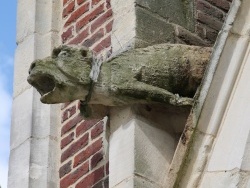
[0,1,17,188]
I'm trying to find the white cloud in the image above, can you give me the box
[0,163,8,188]
[0,45,13,188]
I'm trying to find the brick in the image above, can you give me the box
[61,105,77,123]
[62,109,68,123]
[60,161,89,188]
[61,114,84,136]
[197,11,223,31]
[91,9,113,33]
[92,0,102,7]
[105,162,109,175]
[61,133,89,162]
[77,0,87,6]
[65,2,90,27]
[69,106,77,117]
[76,119,101,137]
[74,138,103,167]
[91,121,104,140]
[197,0,224,21]
[61,132,75,149]
[63,1,75,18]
[93,180,103,188]
[91,151,103,169]
[69,27,89,45]
[61,26,74,43]
[93,35,111,54]
[83,28,105,47]
[59,161,72,178]
[205,0,231,11]
[76,3,105,32]
[103,177,109,188]
[206,27,218,42]
[63,0,71,6]
[196,24,206,39]
[61,102,71,110]
[75,166,104,188]
[105,20,113,33]
[106,0,111,9]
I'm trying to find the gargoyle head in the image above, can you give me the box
[27,45,93,104]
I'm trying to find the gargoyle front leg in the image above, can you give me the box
[112,81,194,106]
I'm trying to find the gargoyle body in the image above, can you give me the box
[28,44,211,111]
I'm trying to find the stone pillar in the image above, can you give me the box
[107,1,195,187]
[109,105,190,187]
[8,0,62,187]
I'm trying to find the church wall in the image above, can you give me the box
[58,0,231,188]
[9,0,234,187]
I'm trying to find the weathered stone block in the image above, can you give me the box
[16,0,36,43]
[35,1,62,34]
[135,7,175,47]
[109,104,190,188]
[11,87,60,150]
[134,118,176,184]
[109,115,176,188]
[29,138,59,188]
[111,0,195,53]
[199,170,241,188]
[14,36,35,98]
[11,88,33,150]
[135,0,194,31]
[8,140,31,188]
[134,176,162,188]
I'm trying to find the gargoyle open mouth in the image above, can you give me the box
[27,74,56,98]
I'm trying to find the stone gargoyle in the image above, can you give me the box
[27,44,211,117]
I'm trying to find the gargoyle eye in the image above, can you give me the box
[58,51,69,58]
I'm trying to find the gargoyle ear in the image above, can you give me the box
[81,47,93,63]
[52,46,63,58]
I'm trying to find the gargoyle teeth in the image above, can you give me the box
[40,86,57,103]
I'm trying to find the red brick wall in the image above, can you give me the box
[60,0,112,187]
[175,0,231,46]
[195,0,232,45]
[61,0,112,53]
[60,102,109,188]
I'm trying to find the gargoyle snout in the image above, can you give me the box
[27,59,57,99]
[29,61,37,74]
